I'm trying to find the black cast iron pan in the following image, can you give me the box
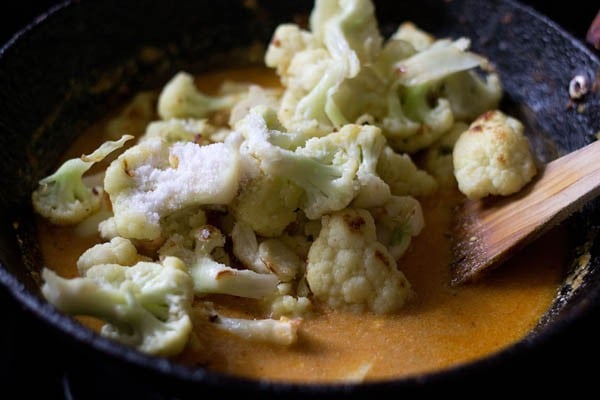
[1,0,599,398]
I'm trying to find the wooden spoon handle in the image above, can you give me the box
[508,139,600,233]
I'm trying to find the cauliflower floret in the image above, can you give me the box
[453,110,537,199]
[139,118,217,145]
[157,72,240,120]
[265,24,320,83]
[159,225,279,299]
[391,22,434,52]
[384,83,454,153]
[422,122,469,188]
[306,208,413,314]
[104,138,240,240]
[376,146,438,197]
[442,70,503,121]
[41,256,194,356]
[237,107,390,220]
[32,135,133,225]
[369,196,424,260]
[291,122,391,211]
[268,293,312,319]
[229,85,282,126]
[76,237,141,275]
[267,0,383,136]
[229,172,302,238]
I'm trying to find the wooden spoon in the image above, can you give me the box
[450,139,600,286]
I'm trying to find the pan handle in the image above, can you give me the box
[587,9,600,50]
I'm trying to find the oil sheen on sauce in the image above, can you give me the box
[36,66,566,383]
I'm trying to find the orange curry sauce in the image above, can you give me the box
[36,66,566,383]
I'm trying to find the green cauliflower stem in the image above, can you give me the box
[41,256,194,356]
[306,208,414,314]
[157,72,240,120]
[32,135,133,225]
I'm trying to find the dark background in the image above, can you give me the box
[1,1,599,398]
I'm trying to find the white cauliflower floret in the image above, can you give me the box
[369,196,424,260]
[139,118,217,144]
[376,146,438,197]
[306,208,413,314]
[264,282,312,319]
[159,225,279,299]
[157,72,240,120]
[41,256,194,356]
[265,24,320,83]
[423,122,469,188]
[104,138,240,240]
[229,85,282,126]
[453,110,537,199]
[266,0,383,136]
[76,236,141,275]
[229,172,303,238]
[32,135,133,225]
[237,107,390,220]
[160,206,208,249]
[391,22,434,52]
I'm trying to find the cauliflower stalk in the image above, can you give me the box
[32,135,133,225]
[41,256,194,356]
[193,301,300,346]
[306,208,413,314]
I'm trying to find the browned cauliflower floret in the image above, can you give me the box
[452,110,537,200]
[306,208,413,314]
